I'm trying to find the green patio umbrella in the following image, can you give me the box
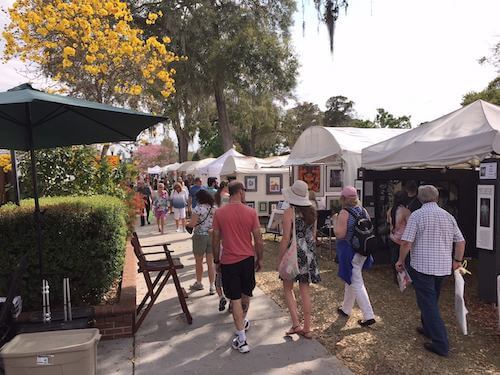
[0,83,165,305]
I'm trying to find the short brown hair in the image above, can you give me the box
[228,181,244,196]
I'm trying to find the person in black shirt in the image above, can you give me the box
[405,180,422,212]
[137,180,152,225]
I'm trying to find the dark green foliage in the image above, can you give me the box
[0,195,127,310]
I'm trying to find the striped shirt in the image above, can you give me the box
[402,202,464,276]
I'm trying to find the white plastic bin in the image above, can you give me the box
[0,328,101,375]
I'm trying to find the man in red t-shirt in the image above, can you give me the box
[212,181,263,354]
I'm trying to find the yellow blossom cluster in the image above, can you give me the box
[3,0,179,98]
[0,154,12,173]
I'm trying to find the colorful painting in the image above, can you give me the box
[297,165,323,196]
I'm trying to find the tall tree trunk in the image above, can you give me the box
[214,79,234,151]
[172,113,189,162]
[100,144,110,159]
[249,123,257,156]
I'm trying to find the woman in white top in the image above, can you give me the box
[171,182,188,232]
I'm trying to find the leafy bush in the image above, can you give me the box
[0,195,127,310]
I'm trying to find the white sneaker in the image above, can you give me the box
[182,227,187,233]
[209,285,215,295]
[231,337,250,354]
[176,228,181,233]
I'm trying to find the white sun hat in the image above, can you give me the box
[282,180,312,207]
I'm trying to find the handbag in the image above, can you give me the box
[187,207,212,234]
[278,209,300,280]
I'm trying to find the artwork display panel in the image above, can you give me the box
[245,201,255,209]
[258,201,268,214]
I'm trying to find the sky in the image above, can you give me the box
[0,0,498,136]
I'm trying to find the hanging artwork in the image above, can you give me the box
[244,176,257,192]
[266,174,283,195]
[326,166,342,192]
[296,165,324,196]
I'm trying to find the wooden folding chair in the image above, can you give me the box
[131,232,192,333]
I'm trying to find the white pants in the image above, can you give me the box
[174,207,186,220]
[341,253,375,320]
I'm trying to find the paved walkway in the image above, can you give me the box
[98,220,351,375]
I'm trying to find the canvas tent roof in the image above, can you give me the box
[162,162,180,173]
[185,158,216,175]
[220,155,289,176]
[286,126,407,186]
[177,160,197,172]
[362,100,500,170]
[197,148,245,177]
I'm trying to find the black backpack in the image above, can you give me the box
[345,208,377,256]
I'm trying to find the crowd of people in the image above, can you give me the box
[134,175,465,358]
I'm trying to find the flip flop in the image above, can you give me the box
[299,330,313,339]
[285,325,303,335]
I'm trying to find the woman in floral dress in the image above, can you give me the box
[278,180,320,339]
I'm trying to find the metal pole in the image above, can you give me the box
[25,103,47,321]
[9,150,20,205]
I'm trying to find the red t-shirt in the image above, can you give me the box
[212,203,260,265]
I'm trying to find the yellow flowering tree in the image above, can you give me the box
[2,0,179,105]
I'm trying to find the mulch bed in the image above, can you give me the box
[256,235,500,374]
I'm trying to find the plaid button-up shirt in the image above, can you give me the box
[402,202,465,276]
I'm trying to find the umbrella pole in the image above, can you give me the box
[25,103,49,321]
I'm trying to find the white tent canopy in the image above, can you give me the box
[185,158,216,175]
[162,162,180,173]
[147,165,162,174]
[362,100,500,170]
[198,148,245,178]
[221,155,288,176]
[177,160,197,173]
[286,126,407,186]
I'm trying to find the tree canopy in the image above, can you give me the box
[3,0,180,105]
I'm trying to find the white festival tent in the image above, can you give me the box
[186,158,216,176]
[362,100,500,170]
[220,155,289,176]
[286,126,408,186]
[176,160,197,173]
[198,148,245,179]
[220,155,290,215]
[147,165,162,174]
[161,162,180,173]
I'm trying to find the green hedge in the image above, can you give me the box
[0,195,127,310]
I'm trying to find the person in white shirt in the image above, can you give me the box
[396,185,465,357]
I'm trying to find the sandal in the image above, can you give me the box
[285,325,303,335]
[299,330,313,339]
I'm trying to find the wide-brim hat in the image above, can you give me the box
[282,180,312,207]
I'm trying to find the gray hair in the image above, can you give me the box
[418,185,439,203]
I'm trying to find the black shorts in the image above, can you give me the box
[221,256,255,301]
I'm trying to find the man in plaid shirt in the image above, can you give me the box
[396,185,465,357]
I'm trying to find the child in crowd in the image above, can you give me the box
[153,183,169,234]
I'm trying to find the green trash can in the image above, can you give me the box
[0,328,101,375]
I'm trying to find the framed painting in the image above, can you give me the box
[244,176,258,192]
[266,174,283,195]
[325,166,342,192]
[258,201,268,214]
[268,201,279,215]
[326,196,342,214]
[245,201,255,209]
[295,165,324,196]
